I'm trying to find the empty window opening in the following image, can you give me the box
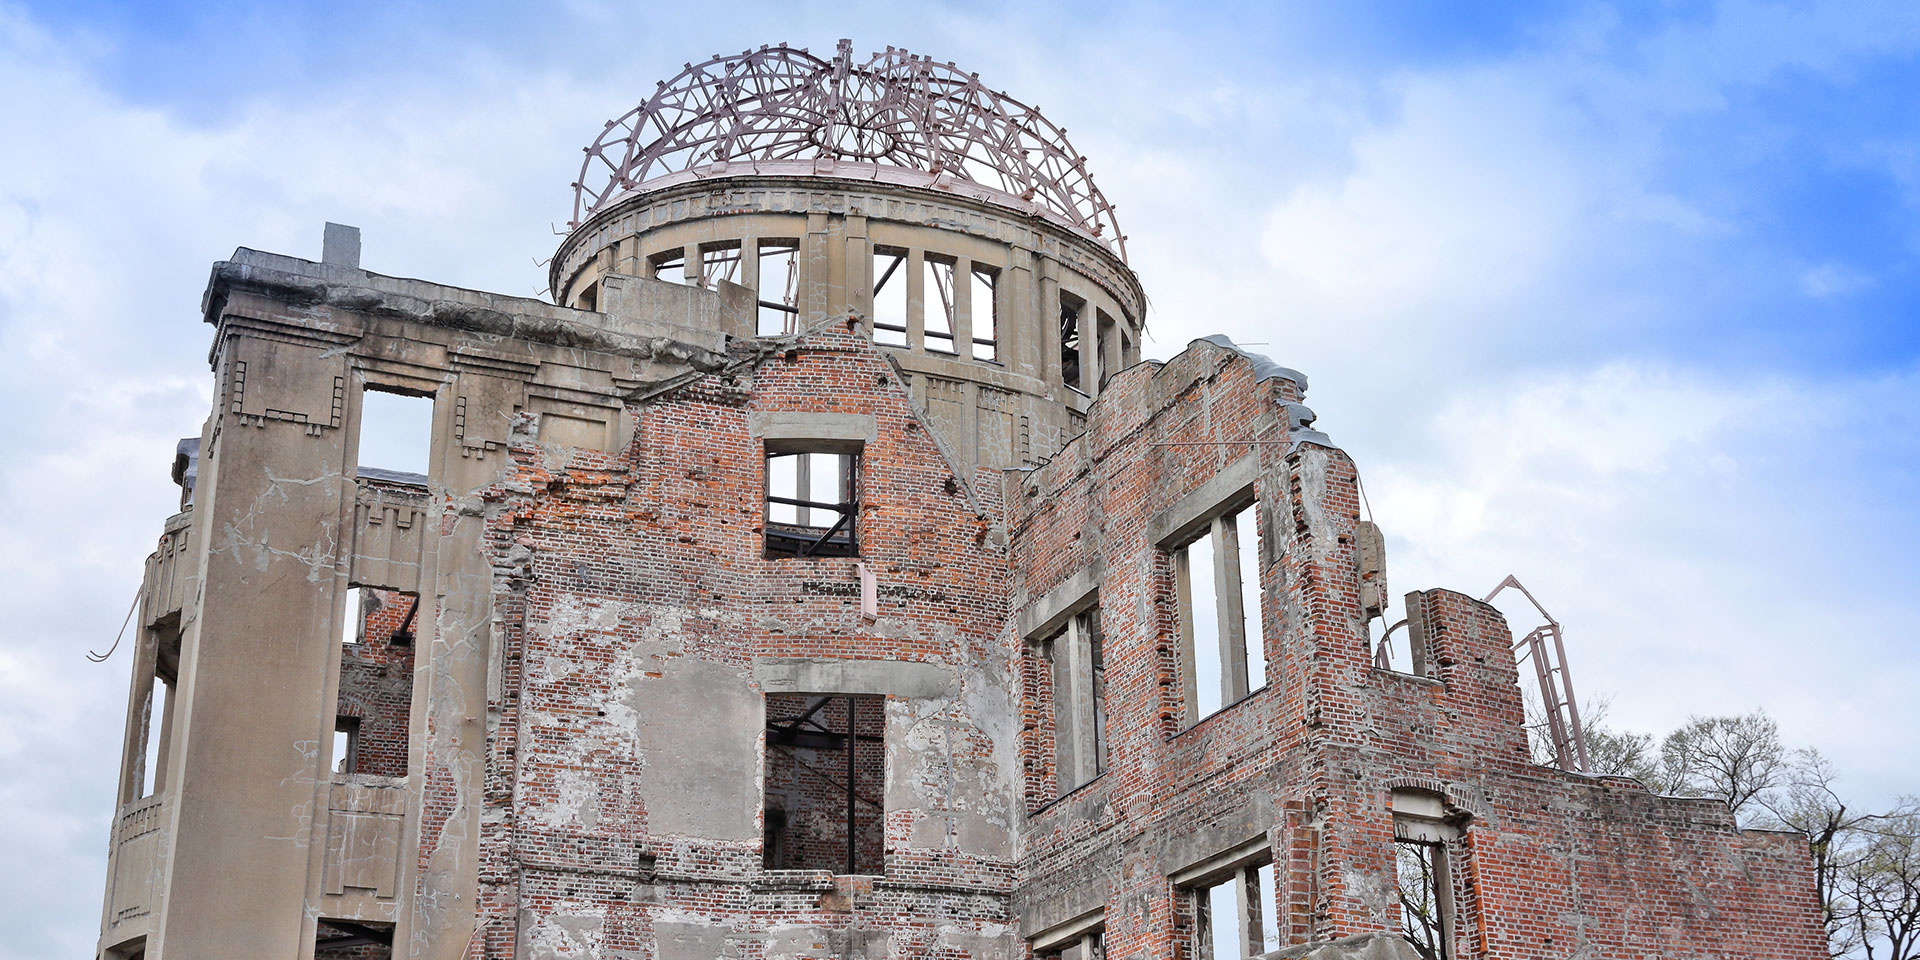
[1037,929,1105,960]
[336,587,418,777]
[1236,510,1265,689]
[763,694,885,874]
[1047,608,1108,792]
[757,240,801,335]
[315,918,394,960]
[1396,840,1452,959]
[1060,295,1086,390]
[649,250,688,284]
[341,586,364,644]
[765,448,859,558]
[358,388,433,480]
[872,249,908,346]
[1191,862,1279,959]
[923,257,957,353]
[701,241,742,287]
[1177,502,1265,724]
[1394,791,1460,960]
[138,673,175,798]
[1097,310,1120,390]
[333,717,360,775]
[970,266,998,361]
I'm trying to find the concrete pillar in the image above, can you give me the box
[1006,247,1037,378]
[149,337,353,958]
[1038,260,1061,386]
[953,256,974,361]
[1214,513,1249,702]
[1078,305,1100,397]
[907,248,926,355]
[846,214,871,335]
[682,243,702,287]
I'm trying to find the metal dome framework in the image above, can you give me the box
[571,40,1127,260]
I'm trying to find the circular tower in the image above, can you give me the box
[550,39,1146,471]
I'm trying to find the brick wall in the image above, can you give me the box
[337,586,416,778]
[1007,339,1826,959]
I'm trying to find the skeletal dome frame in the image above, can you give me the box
[570,40,1128,261]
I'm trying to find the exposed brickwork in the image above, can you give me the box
[1007,339,1826,959]
[109,235,1826,958]
[336,586,416,778]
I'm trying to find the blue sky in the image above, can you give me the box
[3,1,1917,955]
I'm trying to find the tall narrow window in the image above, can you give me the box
[757,240,800,335]
[701,241,741,287]
[872,248,908,346]
[140,674,174,797]
[1185,857,1279,959]
[336,587,418,777]
[1393,790,1461,960]
[358,388,433,480]
[341,586,364,645]
[763,694,885,874]
[1176,502,1265,724]
[333,717,360,775]
[1097,310,1120,390]
[1048,607,1107,792]
[969,266,998,361]
[923,257,957,353]
[765,447,860,558]
[1060,295,1085,390]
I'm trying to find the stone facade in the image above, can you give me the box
[96,160,1824,960]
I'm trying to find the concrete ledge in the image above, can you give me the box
[1260,933,1424,960]
[1149,454,1258,547]
[752,658,952,698]
[750,412,878,453]
[1018,562,1102,639]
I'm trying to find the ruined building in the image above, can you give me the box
[98,42,1828,960]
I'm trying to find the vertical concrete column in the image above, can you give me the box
[150,336,352,959]
[1214,513,1249,701]
[953,256,974,361]
[1005,246,1037,378]
[845,214,871,335]
[411,370,518,959]
[614,235,639,276]
[682,243,702,287]
[1038,259,1061,386]
[1078,308,1100,397]
[802,211,831,322]
[1067,617,1098,787]
[741,235,761,316]
[906,248,927,355]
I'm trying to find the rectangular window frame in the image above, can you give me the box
[922,255,958,354]
[1393,790,1462,960]
[1173,839,1280,960]
[969,265,998,362]
[764,441,861,559]
[762,693,886,876]
[1173,499,1266,726]
[755,239,801,335]
[871,247,909,346]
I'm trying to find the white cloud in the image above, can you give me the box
[1363,360,1920,805]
